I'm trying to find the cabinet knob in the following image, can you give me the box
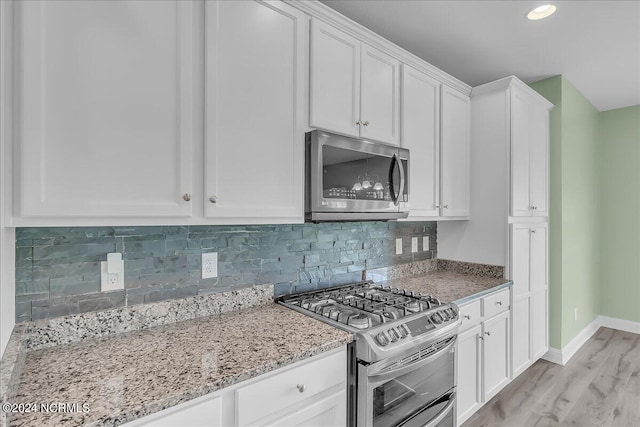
[296,384,306,393]
[209,196,217,204]
[485,331,491,336]
[443,204,449,209]
[363,121,370,126]
[530,229,537,234]
[478,336,484,341]
[496,301,502,306]
[464,315,471,320]
[356,120,362,126]
[183,193,191,202]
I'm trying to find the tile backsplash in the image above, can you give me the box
[15,221,436,322]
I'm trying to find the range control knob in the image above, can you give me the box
[388,328,399,342]
[397,325,408,338]
[376,331,390,346]
[431,313,443,325]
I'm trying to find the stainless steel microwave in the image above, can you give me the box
[305,130,410,222]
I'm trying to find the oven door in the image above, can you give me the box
[358,336,456,427]
[307,130,409,221]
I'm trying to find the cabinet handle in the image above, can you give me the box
[296,384,306,393]
[183,193,191,202]
[485,331,491,336]
[464,315,471,320]
[363,121,370,126]
[356,120,362,126]
[209,196,217,204]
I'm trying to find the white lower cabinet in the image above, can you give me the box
[456,290,510,426]
[129,346,346,427]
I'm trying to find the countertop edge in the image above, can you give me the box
[453,281,513,306]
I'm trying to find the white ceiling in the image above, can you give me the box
[320,0,640,112]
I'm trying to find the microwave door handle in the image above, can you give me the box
[397,153,405,206]
[389,154,399,206]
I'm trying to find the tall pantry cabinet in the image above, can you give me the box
[450,76,553,426]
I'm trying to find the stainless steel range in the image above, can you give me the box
[279,281,460,427]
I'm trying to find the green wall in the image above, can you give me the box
[530,76,601,348]
[599,105,640,322]
[530,77,640,349]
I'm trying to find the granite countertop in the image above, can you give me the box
[377,270,511,305]
[6,303,353,427]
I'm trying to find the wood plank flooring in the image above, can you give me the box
[462,327,640,427]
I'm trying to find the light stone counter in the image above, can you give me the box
[6,303,352,427]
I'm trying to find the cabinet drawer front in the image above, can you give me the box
[459,300,481,331]
[236,349,346,426]
[483,289,510,318]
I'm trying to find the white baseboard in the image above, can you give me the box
[542,315,640,366]
[598,315,640,334]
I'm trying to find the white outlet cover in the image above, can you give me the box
[395,238,403,255]
[423,236,429,251]
[202,252,218,279]
[101,260,124,291]
[411,237,418,253]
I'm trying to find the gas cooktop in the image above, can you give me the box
[278,281,460,362]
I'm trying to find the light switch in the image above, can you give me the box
[395,238,403,255]
[423,236,429,251]
[411,237,418,253]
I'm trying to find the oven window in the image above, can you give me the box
[321,145,394,201]
[372,345,454,427]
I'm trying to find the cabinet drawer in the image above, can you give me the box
[483,289,510,319]
[236,348,346,426]
[458,300,481,331]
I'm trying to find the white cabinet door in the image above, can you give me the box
[360,44,400,145]
[265,391,346,427]
[440,86,470,217]
[530,226,548,293]
[310,19,360,138]
[205,0,305,222]
[457,324,482,425]
[510,224,531,299]
[531,289,548,360]
[529,106,549,217]
[510,86,549,218]
[483,310,510,400]
[511,296,531,378]
[401,65,440,218]
[17,0,194,218]
[510,87,532,217]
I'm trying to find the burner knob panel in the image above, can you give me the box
[376,331,390,346]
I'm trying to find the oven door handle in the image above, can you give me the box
[367,337,456,383]
[423,394,456,427]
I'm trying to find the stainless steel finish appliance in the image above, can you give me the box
[278,282,459,427]
[305,130,410,222]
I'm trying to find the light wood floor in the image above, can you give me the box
[462,327,640,427]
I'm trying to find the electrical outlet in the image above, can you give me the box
[423,236,429,251]
[101,253,124,291]
[202,252,218,279]
[395,238,403,255]
[574,307,578,321]
[411,237,418,253]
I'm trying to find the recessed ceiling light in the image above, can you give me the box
[527,4,557,20]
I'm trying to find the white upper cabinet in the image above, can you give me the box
[310,19,400,145]
[309,19,361,138]
[359,44,401,144]
[510,85,549,217]
[16,0,195,218]
[440,86,471,217]
[400,65,440,218]
[205,0,306,222]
